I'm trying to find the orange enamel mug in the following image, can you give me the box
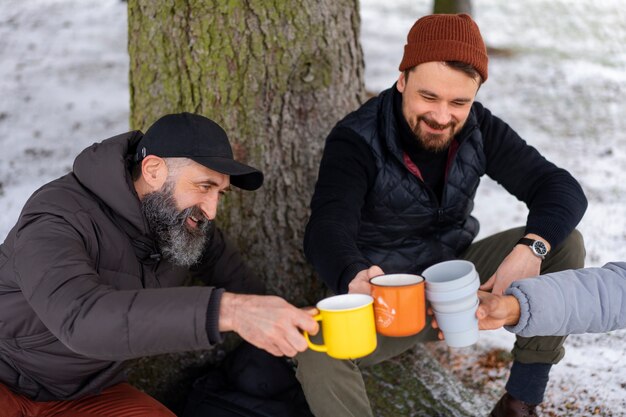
[369,274,426,337]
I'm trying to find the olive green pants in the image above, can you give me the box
[296,227,585,417]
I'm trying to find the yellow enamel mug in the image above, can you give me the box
[303,294,377,359]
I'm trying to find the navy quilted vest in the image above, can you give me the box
[338,88,486,274]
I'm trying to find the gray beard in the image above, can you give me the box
[141,183,211,268]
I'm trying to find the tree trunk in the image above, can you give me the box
[433,0,473,15]
[126,1,487,414]
[128,0,365,306]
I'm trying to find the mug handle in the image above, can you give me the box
[303,314,327,353]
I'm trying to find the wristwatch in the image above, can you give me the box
[517,237,549,259]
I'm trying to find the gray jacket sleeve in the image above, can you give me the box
[13,214,214,360]
[505,262,626,337]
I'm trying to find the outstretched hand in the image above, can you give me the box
[428,290,521,340]
[479,244,541,295]
[476,290,521,330]
[219,293,319,357]
[348,265,384,295]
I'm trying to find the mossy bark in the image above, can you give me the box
[433,0,473,15]
[128,0,364,307]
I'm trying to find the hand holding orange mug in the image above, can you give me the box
[369,274,426,337]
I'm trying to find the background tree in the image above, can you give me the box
[127,1,486,414]
[128,0,365,306]
[433,0,473,14]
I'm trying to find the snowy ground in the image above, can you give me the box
[1,0,625,415]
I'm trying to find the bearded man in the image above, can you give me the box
[297,14,588,417]
[0,113,318,416]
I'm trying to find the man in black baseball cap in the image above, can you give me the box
[135,112,264,191]
[0,112,317,415]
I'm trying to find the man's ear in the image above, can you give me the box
[397,71,406,93]
[140,155,168,191]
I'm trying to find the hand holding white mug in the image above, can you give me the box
[476,290,521,330]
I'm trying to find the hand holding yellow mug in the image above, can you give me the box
[303,294,377,359]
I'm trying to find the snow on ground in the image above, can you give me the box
[1,0,625,415]
[0,0,129,234]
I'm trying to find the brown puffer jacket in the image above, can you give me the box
[0,131,261,401]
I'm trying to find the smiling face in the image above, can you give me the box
[396,61,480,152]
[168,158,231,225]
[137,157,231,267]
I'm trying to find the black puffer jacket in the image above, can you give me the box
[0,131,260,401]
[345,88,484,271]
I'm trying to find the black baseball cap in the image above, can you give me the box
[135,113,264,191]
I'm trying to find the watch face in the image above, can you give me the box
[532,241,548,256]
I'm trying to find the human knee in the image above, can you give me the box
[94,383,176,417]
[0,383,21,417]
[562,229,585,256]
[545,229,586,271]
[512,341,566,365]
[296,349,355,380]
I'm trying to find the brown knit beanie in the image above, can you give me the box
[398,13,488,82]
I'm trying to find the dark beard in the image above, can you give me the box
[411,115,457,152]
[141,183,211,268]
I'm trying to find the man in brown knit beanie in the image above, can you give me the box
[297,13,586,417]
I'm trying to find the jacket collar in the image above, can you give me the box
[72,131,149,235]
